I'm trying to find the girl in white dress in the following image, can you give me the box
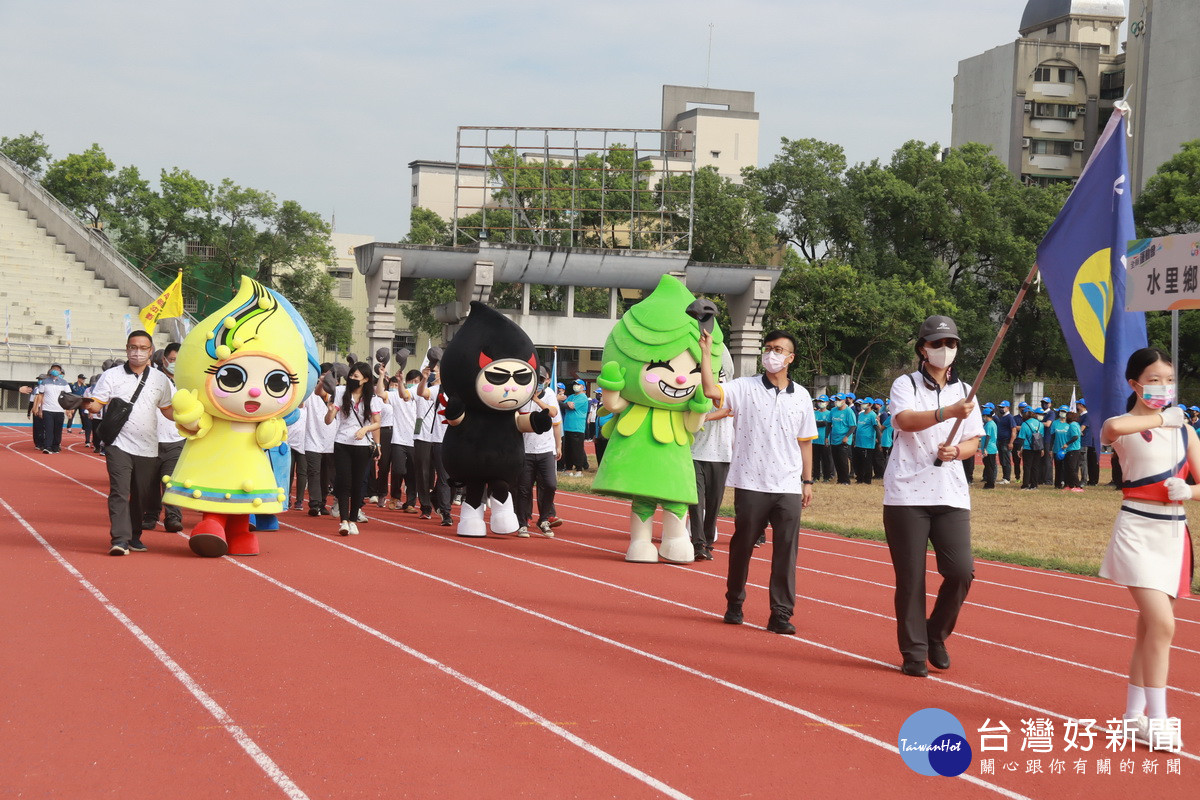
[1100,347,1195,750]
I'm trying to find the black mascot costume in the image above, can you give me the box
[440,302,552,536]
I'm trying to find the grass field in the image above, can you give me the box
[559,464,1200,593]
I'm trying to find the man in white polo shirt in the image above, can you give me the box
[699,329,816,635]
[87,330,175,556]
[516,366,563,537]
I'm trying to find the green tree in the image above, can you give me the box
[0,131,51,177]
[744,137,848,262]
[662,166,777,263]
[42,144,117,228]
[1134,139,1200,236]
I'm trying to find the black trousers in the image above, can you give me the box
[982,453,997,488]
[832,443,852,484]
[962,456,975,483]
[333,442,374,522]
[413,440,451,515]
[997,442,1012,481]
[1084,446,1099,486]
[811,443,830,481]
[1012,446,1021,480]
[873,447,889,479]
[81,412,93,444]
[594,436,607,466]
[883,504,974,663]
[516,451,558,525]
[39,411,64,452]
[387,443,412,501]
[726,489,802,620]
[105,446,159,548]
[1020,447,1041,488]
[1061,450,1082,489]
[563,431,587,471]
[1042,449,1055,487]
[143,439,184,526]
[305,450,334,511]
[372,427,393,498]
[290,450,307,508]
[688,459,730,548]
[853,447,874,484]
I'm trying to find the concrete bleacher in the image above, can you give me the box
[0,155,192,415]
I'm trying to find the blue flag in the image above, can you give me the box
[1037,105,1147,427]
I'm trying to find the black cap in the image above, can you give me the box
[917,315,959,342]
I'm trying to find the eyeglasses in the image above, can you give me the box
[925,339,958,349]
[126,345,152,353]
[762,345,793,356]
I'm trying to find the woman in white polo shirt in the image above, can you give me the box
[883,315,983,678]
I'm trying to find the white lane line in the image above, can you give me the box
[340,515,1200,766]
[552,494,1200,623]
[276,520,1034,800]
[544,504,1200,656]
[0,498,310,800]
[0,442,694,800]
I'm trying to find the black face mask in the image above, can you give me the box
[346,378,361,391]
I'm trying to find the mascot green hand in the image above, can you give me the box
[592,275,724,564]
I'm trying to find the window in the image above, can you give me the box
[1101,69,1125,100]
[1033,103,1078,119]
[1058,68,1076,84]
[710,150,721,159]
[1034,66,1077,84]
[1046,25,1057,36]
[1031,140,1073,156]
[1034,67,1051,81]
[392,333,416,358]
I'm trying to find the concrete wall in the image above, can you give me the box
[1127,0,1200,192]
[952,42,1019,167]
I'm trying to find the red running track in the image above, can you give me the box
[1,425,1196,799]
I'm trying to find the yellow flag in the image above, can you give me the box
[138,271,184,335]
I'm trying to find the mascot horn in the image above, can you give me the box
[592,275,722,563]
[164,275,311,557]
[440,302,552,536]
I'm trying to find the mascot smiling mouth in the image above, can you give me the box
[659,382,695,399]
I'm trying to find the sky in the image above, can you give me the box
[0,0,1127,242]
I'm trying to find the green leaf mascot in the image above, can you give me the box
[592,275,723,563]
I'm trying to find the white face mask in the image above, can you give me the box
[762,351,788,375]
[1138,382,1176,410]
[924,345,957,369]
[126,351,150,367]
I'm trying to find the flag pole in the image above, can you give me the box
[934,261,1041,466]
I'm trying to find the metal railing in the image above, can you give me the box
[0,340,127,368]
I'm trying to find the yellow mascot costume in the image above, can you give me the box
[163,276,308,557]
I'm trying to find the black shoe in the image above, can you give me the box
[723,605,743,625]
[308,507,320,517]
[108,543,129,556]
[693,544,709,561]
[440,513,453,526]
[928,641,951,670]
[901,660,928,677]
[754,534,766,548]
[141,520,157,531]
[766,615,796,635]
[164,519,183,533]
[317,506,332,516]
[128,541,148,553]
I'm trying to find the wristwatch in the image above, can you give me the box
[802,480,814,485]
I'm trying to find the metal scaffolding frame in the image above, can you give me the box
[452,126,695,253]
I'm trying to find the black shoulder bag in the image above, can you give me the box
[96,368,150,446]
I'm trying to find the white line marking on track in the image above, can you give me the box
[343,514,1200,765]
[277,521,1036,800]
[0,498,311,800]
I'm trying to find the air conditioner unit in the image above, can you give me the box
[1024,102,1033,112]
[1073,141,1084,151]
[1022,138,1031,149]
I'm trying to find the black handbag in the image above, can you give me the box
[351,400,379,458]
[95,367,149,446]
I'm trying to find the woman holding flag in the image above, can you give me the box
[1099,347,1193,750]
[882,315,983,678]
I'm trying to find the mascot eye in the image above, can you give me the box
[484,369,514,386]
[215,365,248,392]
[264,370,293,398]
[511,370,534,386]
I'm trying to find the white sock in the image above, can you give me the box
[1125,684,1146,720]
[1145,686,1168,719]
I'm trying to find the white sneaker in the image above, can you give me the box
[347,522,359,536]
[331,501,341,517]
[366,496,377,504]
[338,521,350,536]
[357,509,368,523]
[1133,716,1184,751]
[999,479,1010,485]
[517,526,530,538]
[536,520,555,538]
